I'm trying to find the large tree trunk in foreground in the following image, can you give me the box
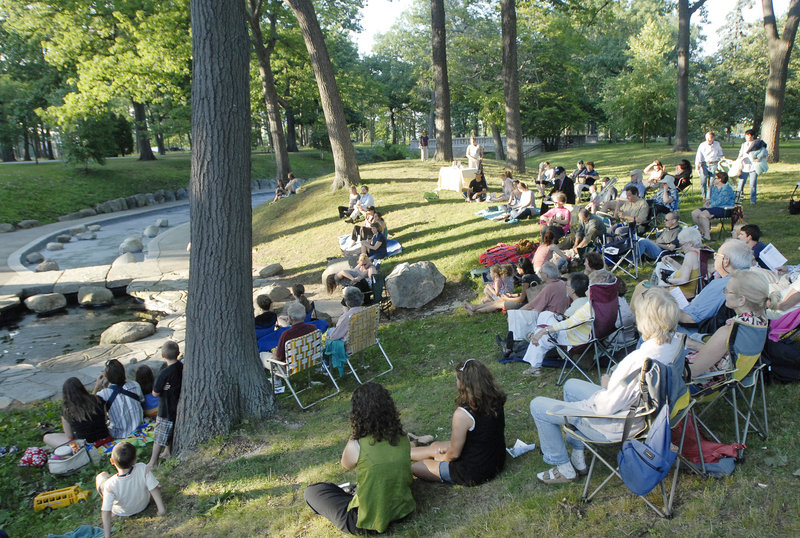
[673,0,705,152]
[501,0,524,173]
[247,0,291,181]
[431,0,453,162]
[133,101,157,161]
[285,0,361,189]
[761,0,800,162]
[175,0,274,455]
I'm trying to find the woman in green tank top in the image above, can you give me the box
[304,382,415,534]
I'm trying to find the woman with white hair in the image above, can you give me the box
[529,287,682,484]
[632,227,704,308]
[520,270,617,377]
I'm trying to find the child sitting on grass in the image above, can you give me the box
[96,441,165,538]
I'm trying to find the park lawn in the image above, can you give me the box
[0,150,335,225]
[2,141,800,536]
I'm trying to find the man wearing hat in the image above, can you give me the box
[541,166,575,212]
[650,174,679,214]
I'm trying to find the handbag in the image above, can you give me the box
[790,185,800,215]
[48,441,91,475]
[617,403,677,496]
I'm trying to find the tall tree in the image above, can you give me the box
[285,0,361,189]
[501,0,524,172]
[673,0,706,152]
[761,0,800,162]
[175,0,273,453]
[431,0,453,161]
[246,0,292,182]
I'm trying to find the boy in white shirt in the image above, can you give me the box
[96,441,166,538]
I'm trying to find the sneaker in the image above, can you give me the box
[522,366,542,377]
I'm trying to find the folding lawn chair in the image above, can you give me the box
[549,357,682,518]
[343,304,393,383]
[550,282,620,386]
[261,329,340,410]
[602,223,640,279]
[653,246,716,298]
[710,189,744,239]
[690,319,769,460]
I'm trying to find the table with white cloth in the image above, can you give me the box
[437,166,478,192]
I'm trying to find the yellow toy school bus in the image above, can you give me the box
[33,486,90,512]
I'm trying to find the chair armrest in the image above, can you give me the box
[690,368,735,383]
[545,403,630,420]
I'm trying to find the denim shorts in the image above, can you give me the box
[438,461,454,484]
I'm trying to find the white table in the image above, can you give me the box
[437,167,478,192]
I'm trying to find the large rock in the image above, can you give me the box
[88,224,102,232]
[119,236,144,253]
[134,194,148,207]
[175,188,189,200]
[143,225,159,238]
[25,292,67,313]
[78,285,114,306]
[145,193,157,205]
[155,218,168,228]
[154,189,166,203]
[112,252,138,266]
[56,234,72,243]
[76,232,97,240]
[264,284,291,302]
[100,321,156,344]
[259,263,283,278]
[125,195,138,209]
[0,223,14,233]
[26,252,45,264]
[69,225,87,235]
[164,190,176,202]
[385,261,445,309]
[17,219,41,229]
[45,242,64,251]
[35,260,60,272]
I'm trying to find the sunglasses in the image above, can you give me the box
[459,358,476,371]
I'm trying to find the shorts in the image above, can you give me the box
[153,417,174,447]
[438,461,454,484]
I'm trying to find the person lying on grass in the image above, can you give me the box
[464,257,540,315]
[304,382,415,534]
[410,358,506,486]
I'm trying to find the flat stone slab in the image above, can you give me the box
[0,294,21,312]
[2,380,57,404]
[4,269,64,297]
[106,260,161,289]
[36,344,136,373]
[54,265,111,295]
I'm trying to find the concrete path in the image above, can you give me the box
[0,200,343,410]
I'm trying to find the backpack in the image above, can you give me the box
[104,384,142,411]
[763,338,800,382]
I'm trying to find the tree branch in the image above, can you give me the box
[689,0,707,16]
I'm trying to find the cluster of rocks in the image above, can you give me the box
[0,179,277,233]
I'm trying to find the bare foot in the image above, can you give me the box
[464,303,475,315]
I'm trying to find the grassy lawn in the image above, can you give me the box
[3,141,800,536]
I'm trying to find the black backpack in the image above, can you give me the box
[763,325,800,383]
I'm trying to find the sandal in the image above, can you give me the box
[536,466,576,484]
[407,432,434,445]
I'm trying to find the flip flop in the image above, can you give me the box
[407,432,434,445]
[536,467,576,484]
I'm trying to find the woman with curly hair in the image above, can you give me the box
[410,359,507,486]
[304,382,415,534]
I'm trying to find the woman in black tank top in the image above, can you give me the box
[410,359,507,486]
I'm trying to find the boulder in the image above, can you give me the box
[78,285,114,306]
[145,193,157,205]
[26,252,45,264]
[45,242,64,251]
[69,225,87,235]
[78,208,97,218]
[134,194,148,207]
[155,218,169,228]
[385,261,445,309]
[25,292,67,313]
[100,321,156,344]
[259,263,283,278]
[112,252,137,266]
[56,234,72,243]
[264,285,292,302]
[119,236,144,253]
[87,224,102,232]
[113,198,129,211]
[0,223,14,233]
[57,212,82,222]
[175,188,189,200]
[126,195,138,208]
[76,232,97,240]
[35,260,60,272]
[154,189,166,203]
[94,201,113,214]
[16,219,41,229]
[143,225,159,238]
[164,190,176,202]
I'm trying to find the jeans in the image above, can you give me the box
[699,162,718,199]
[530,379,603,466]
[637,238,665,260]
[737,172,758,204]
[304,483,363,535]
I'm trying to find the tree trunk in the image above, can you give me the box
[389,108,397,144]
[673,0,705,152]
[761,0,800,162]
[22,127,31,161]
[491,124,505,161]
[501,0,524,172]
[285,108,299,152]
[431,0,453,162]
[285,0,361,189]
[175,0,274,455]
[45,127,54,159]
[247,0,292,181]
[133,101,157,161]
[1,145,15,162]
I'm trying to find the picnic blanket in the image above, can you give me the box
[478,243,535,267]
[476,209,518,224]
[338,234,402,258]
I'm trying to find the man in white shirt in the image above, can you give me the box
[695,131,725,200]
[465,136,483,169]
[345,186,375,222]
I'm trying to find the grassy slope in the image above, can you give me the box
[3,142,800,536]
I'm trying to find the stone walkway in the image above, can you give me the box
[0,203,342,410]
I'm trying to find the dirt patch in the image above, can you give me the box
[382,281,475,322]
